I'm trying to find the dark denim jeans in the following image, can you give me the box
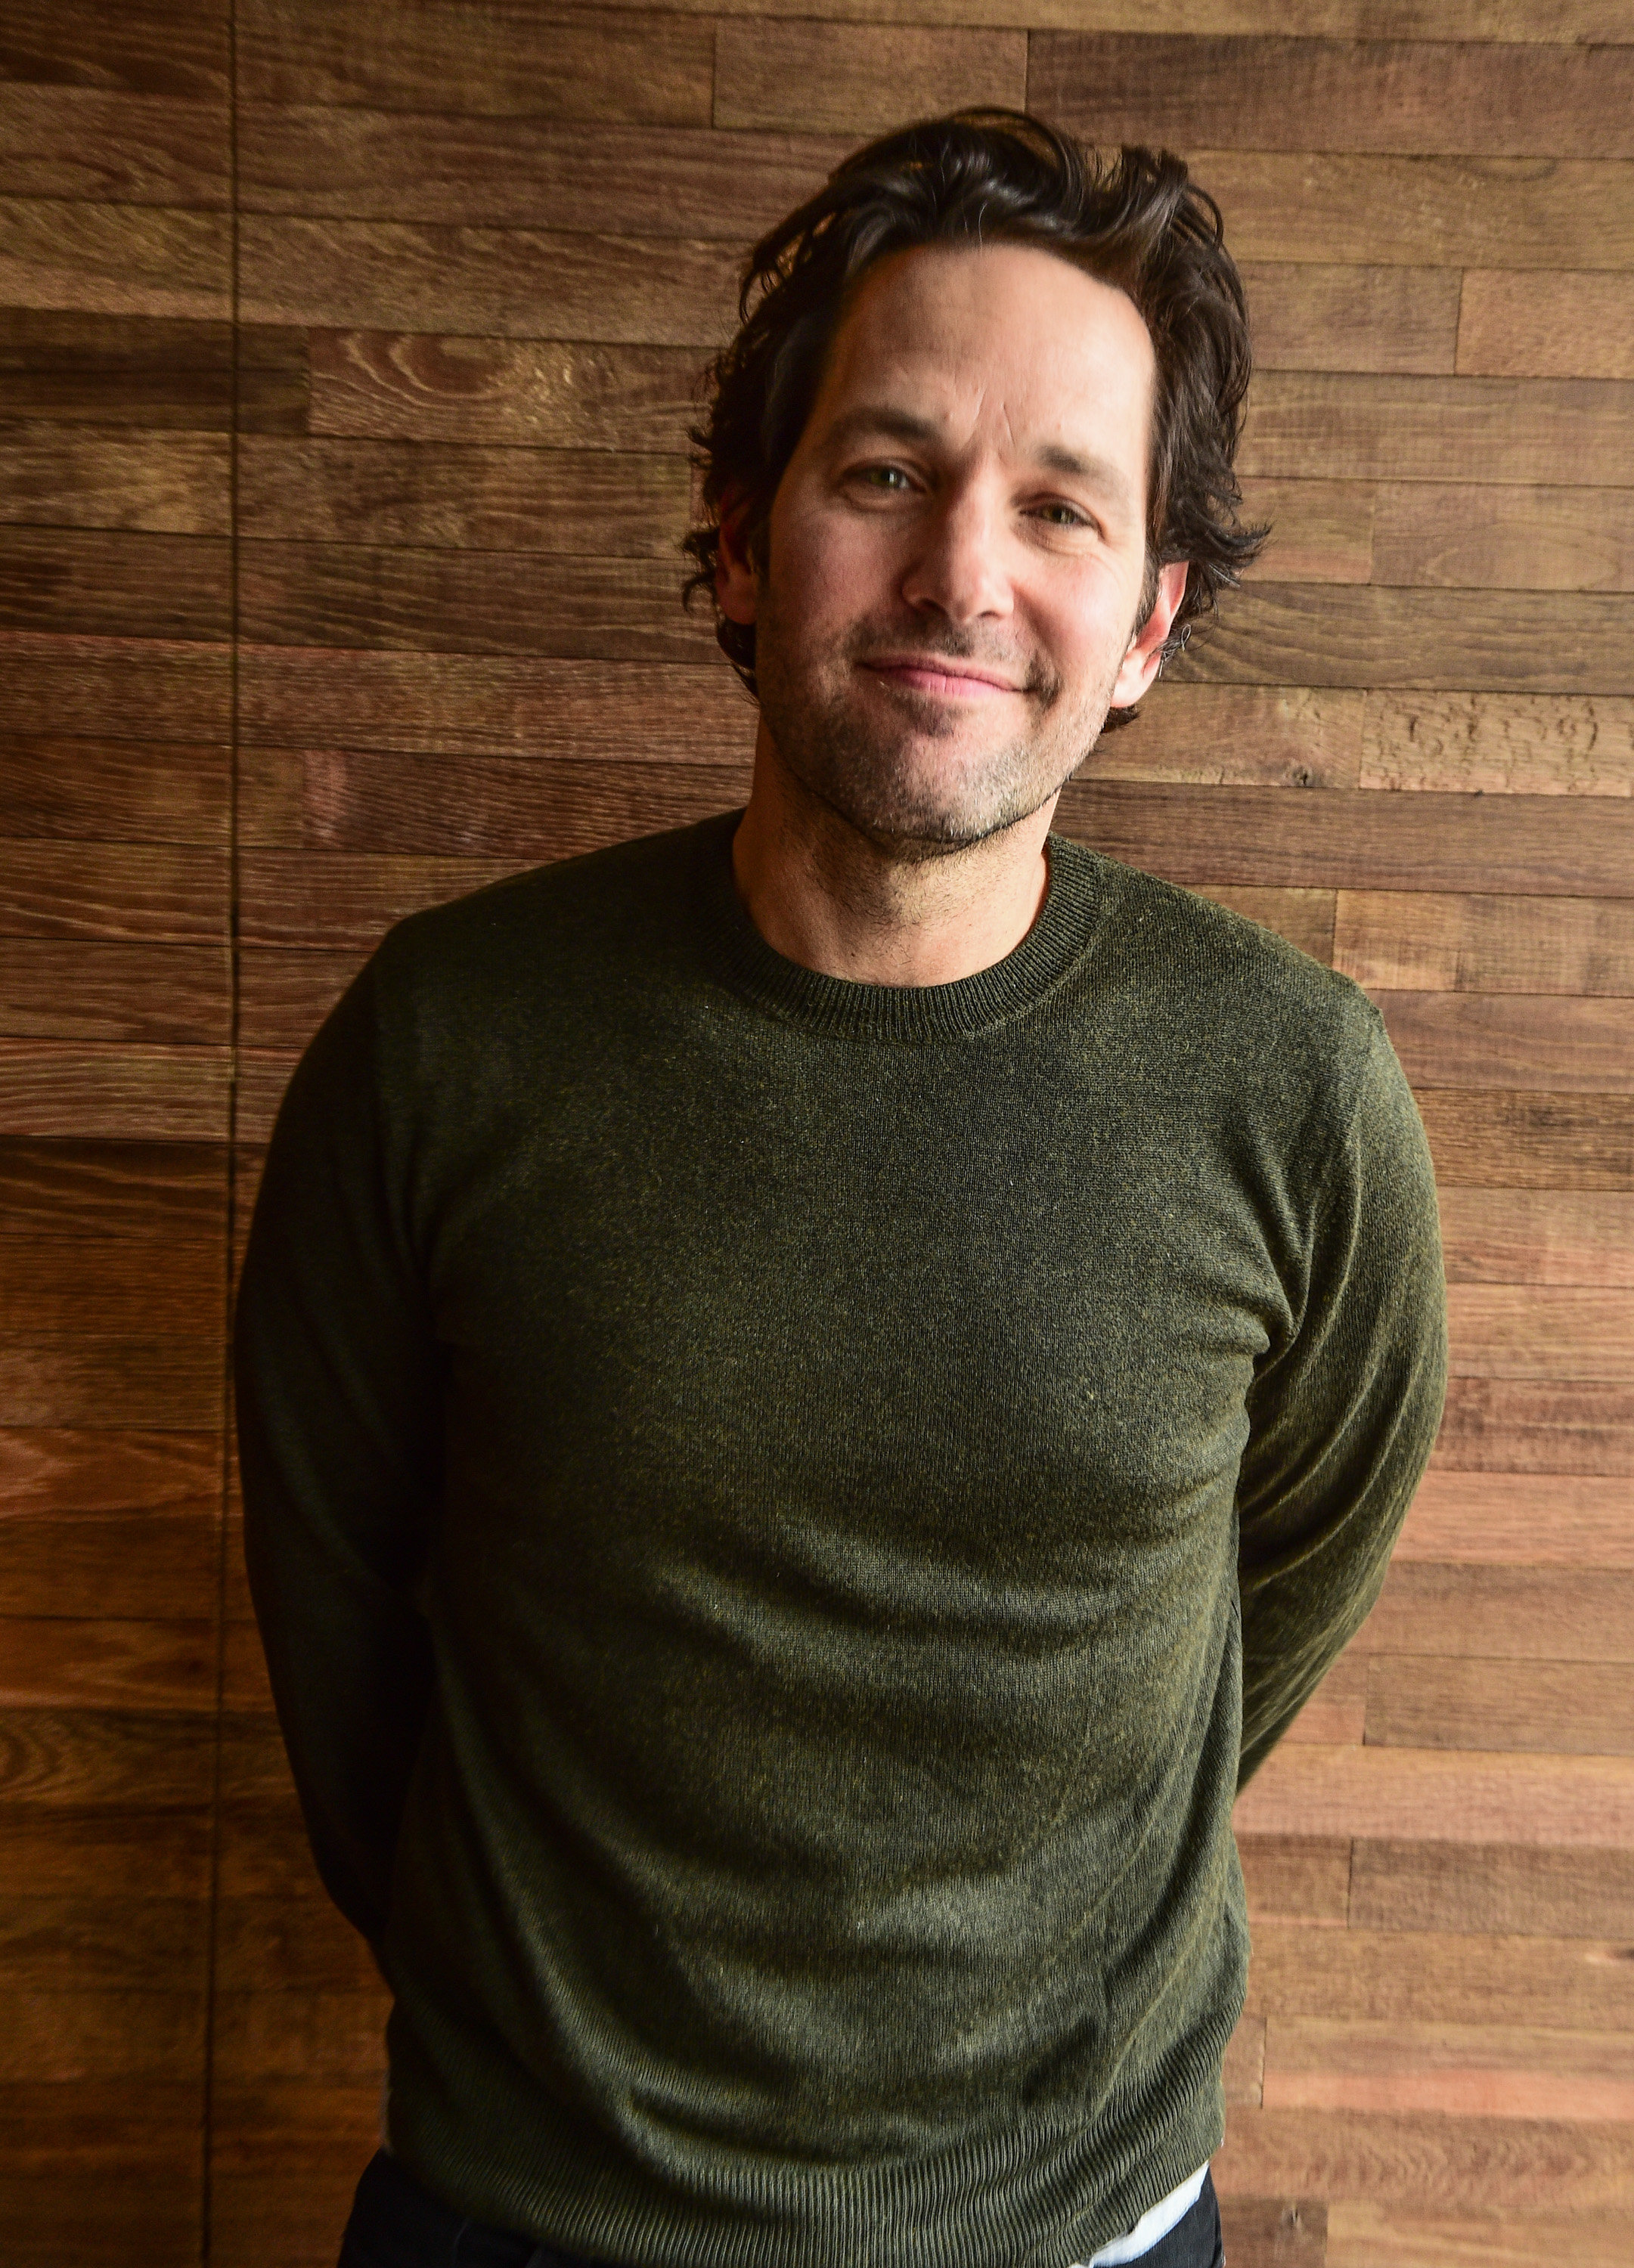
[337,2147,1226,2268]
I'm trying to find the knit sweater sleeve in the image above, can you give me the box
[233,954,440,1944]
[1234,1012,1448,1789]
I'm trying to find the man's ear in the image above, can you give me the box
[1110,560,1189,709]
[715,489,759,627]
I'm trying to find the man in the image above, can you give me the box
[236,112,1446,2268]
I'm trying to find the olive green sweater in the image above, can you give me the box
[235,812,1446,2268]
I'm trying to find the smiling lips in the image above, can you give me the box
[861,655,1024,699]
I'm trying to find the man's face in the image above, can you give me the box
[719,241,1181,855]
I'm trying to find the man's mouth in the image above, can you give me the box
[860,655,1024,699]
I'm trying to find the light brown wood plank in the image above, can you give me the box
[1416,1090,1634,1194]
[1459,272,1634,383]
[237,435,687,554]
[240,108,844,237]
[1245,1922,1634,2029]
[1225,2015,1266,2108]
[0,842,226,942]
[1335,894,1634,996]
[1363,1562,1634,1660]
[1376,993,1634,1094]
[1349,1841,1634,1940]
[1371,482,1634,593]
[1437,1191,1634,1290]
[1177,583,1634,697]
[0,1143,225,1239]
[1399,1471,1634,1569]
[0,1619,214,1712]
[0,2,228,100]
[1446,1285,1634,1381]
[0,426,229,537]
[1366,1657,1634,1756]
[1234,1745,1634,1848]
[1282,1653,1366,1746]
[1239,262,1458,376]
[1031,35,1634,160]
[1360,692,1634,798]
[1186,888,1335,965]
[240,215,738,345]
[0,942,228,1043]
[1060,783,1634,897]
[0,1808,210,1900]
[0,1336,223,1428]
[306,330,699,451]
[1263,2017,1634,2121]
[0,195,228,320]
[0,1233,220,1334]
[1214,2105,1633,2212]
[1327,2199,1632,2268]
[0,87,228,207]
[557,0,1634,29]
[0,526,228,642]
[0,1042,229,1141]
[0,1710,215,1807]
[1218,2197,1326,2268]
[1095,685,1363,790]
[237,540,707,660]
[1236,1836,1351,1927]
[715,20,1026,132]
[0,733,228,845]
[1188,151,1634,271]
[241,748,752,857]
[1240,372,1634,488]
[238,0,714,125]
[0,632,229,742]
[0,1427,217,1515]
[1239,477,1372,586]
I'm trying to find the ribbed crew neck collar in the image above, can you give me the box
[692,809,1105,1043]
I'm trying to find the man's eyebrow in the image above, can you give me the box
[820,407,1138,514]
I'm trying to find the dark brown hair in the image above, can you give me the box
[683,109,1267,729]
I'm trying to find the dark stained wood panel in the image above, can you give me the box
[0,87,230,207]
[715,20,1028,133]
[239,214,739,344]
[0,528,230,641]
[0,1335,224,1427]
[1417,1089,1634,1193]
[0,1513,219,1619]
[0,941,229,1043]
[237,540,705,659]
[0,735,227,844]
[1239,372,1634,487]
[240,110,844,237]
[0,2,229,101]
[1438,1191,1634,1288]
[1365,1658,1634,1755]
[1459,271,1634,383]
[0,1042,229,1142]
[1217,2197,1325,2268]
[0,632,229,741]
[0,1143,224,1238]
[0,307,234,427]
[0,1808,211,1901]
[238,1,715,125]
[0,843,228,941]
[1059,784,1634,898]
[1359,692,1634,799]
[306,330,699,450]
[237,436,688,554]
[0,425,230,535]
[1335,893,1634,995]
[0,1710,216,1808]
[1370,482,1634,593]
[1376,992,1634,1094]
[0,1619,215,1713]
[1349,1841,1634,1939]
[0,194,230,321]
[1030,36,1634,159]
[214,1895,379,1994]
[0,1895,207,1994]
[237,851,516,952]
[1189,887,1335,965]
[0,1234,222,1335]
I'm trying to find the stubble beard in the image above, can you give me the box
[752,590,1126,863]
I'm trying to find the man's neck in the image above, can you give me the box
[730,728,1059,988]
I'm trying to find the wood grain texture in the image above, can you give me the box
[0,308,234,428]
[1097,685,1363,789]
[0,2,229,101]
[1213,2106,1634,2212]
[1030,36,1634,160]
[1348,1842,1634,1941]
[1417,1089,1634,1192]
[0,842,228,941]
[1326,2199,1634,2268]
[0,1043,230,1141]
[0,425,230,535]
[238,1,715,124]
[1364,1563,1634,1660]
[0,195,229,320]
[1240,262,1459,376]
[1437,1191,1634,1289]
[1239,373,1634,488]
[1398,1472,1634,1569]
[0,528,229,642]
[1446,1285,1634,1380]
[1,733,228,844]
[239,215,739,345]
[0,941,229,1043]
[1236,1836,1351,1927]
[1359,692,1634,798]
[1234,1745,1634,1848]
[0,1142,224,1239]
[1365,1657,1634,1756]
[1239,479,1373,584]
[1241,1924,1634,2032]
[1335,894,1634,996]
[0,1334,224,1428]
[1262,2018,1634,2121]
[1376,993,1634,1094]
[1459,272,1634,383]
[0,1234,221,1337]
[558,0,1634,28]
[0,1619,215,1712]
[715,20,1028,132]
[306,330,700,450]
[0,632,229,742]
[1369,482,1634,593]
[0,87,229,207]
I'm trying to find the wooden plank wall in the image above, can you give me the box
[1,3,1629,2260]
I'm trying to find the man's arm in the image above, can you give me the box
[234,956,441,1944]
[1234,1015,1448,1787]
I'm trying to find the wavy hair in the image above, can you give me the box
[683,109,1267,729]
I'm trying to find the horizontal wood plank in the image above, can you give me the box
[0,1042,230,1141]
[1459,272,1634,383]
[0,1709,215,1807]
[0,632,229,742]
[0,1808,210,1900]
[0,306,232,427]
[1238,478,1372,584]
[214,1896,377,1994]
[237,850,516,950]
[1240,262,1458,376]
[212,1985,389,2084]
[541,0,1634,31]
[306,330,699,450]
[1244,1922,1634,2030]
[0,1143,225,1239]
[237,950,361,1052]
[1349,1840,1634,1940]
[1397,1471,1633,1569]
[0,941,229,1043]
[0,1894,206,1992]
[0,734,228,845]
[1415,1090,1634,1193]
[0,425,229,536]
[1099,684,1363,789]
[0,194,229,320]
[1437,1192,1634,1290]
[0,1334,223,1427]
[1446,1286,1634,1380]
[1359,692,1634,798]
[0,527,228,641]
[1377,993,1634,1094]
[1263,2017,1634,2122]
[1364,1562,1634,1660]
[1335,894,1634,996]
[1186,887,1335,965]
[0,842,227,942]
[1234,1744,1634,1847]
[238,1,715,125]
[0,2,228,101]
[0,1512,218,1619]
[0,1619,215,1712]
[714,20,1026,133]
[1214,2104,1634,2211]
[0,1233,222,1334]
[1365,1656,1634,1755]
[1033,36,1634,158]
[1239,372,1634,488]
[1236,1835,1351,1927]
[0,1986,205,2082]
[1370,482,1634,593]
[0,86,228,208]
[1326,2198,1633,2268]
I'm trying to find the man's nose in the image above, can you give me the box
[899,488,1014,624]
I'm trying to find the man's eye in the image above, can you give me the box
[1036,502,1090,528]
[860,465,910,491]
